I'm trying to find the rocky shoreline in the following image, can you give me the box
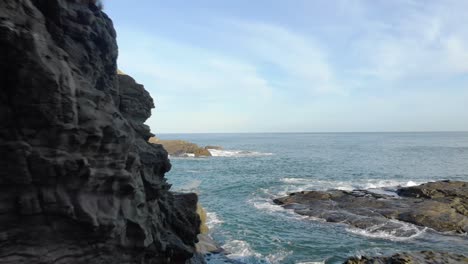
[274,180,468,234]
[274,180,468,263]
[344,251,468,264]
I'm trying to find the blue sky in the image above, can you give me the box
[105,0,468,133]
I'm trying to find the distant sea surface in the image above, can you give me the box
[159,132,468,264]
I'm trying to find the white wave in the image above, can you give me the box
[207,149,273,157]
[281,178,314,184]
[405,180,418,187]
[346,220,427,241]
[265,249,292,264]
[250,195,324,222]
[223,239,291,264]
[296,262,325,264]
[251,199,285,213]
[168,153,195,158]
[206,212,223,230]
[248,195,310,222]
[363,180,419,189]
[224,239,261,259]
[280,178,423,192]
[280,178,354,191]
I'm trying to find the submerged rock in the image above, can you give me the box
[0,0,200,263]
[344,251,468,264]
[273,181,468,234]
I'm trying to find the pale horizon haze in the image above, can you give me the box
[106,0,468,133]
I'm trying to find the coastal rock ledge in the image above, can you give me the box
[344,251,468,264]
[0,1,201,263]
[274,181,468,234]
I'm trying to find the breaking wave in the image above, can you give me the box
[222,239,291,264]
[207,149,273,157]
[206,212,224,230]
[345,220,427,241]
[280,178,421,192]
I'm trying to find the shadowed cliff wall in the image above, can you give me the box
[0,0,200,263]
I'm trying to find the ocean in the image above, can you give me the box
[159,132,468,264]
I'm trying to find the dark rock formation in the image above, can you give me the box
[118,73,155,140]
[0,0,200,263]
[344,251,468,264]
[397,180,468,200]
[273,181,468,234]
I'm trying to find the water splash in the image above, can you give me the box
[208,149,273,157]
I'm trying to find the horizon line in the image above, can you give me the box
[154,130,468,135]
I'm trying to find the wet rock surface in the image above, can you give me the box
[273,181,468,234]
[343,251,468,264]
[0,0,200,263]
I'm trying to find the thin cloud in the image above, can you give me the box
[227,20,343,94]
[350,0,468,81]
[117,28,273,104]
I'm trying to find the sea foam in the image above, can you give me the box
[345,220,427,241]
[207,149,273,157]
[280,178,422,192]
[206,212,224,230]
[223,239,292,264]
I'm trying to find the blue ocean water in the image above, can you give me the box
[159,132,468,264]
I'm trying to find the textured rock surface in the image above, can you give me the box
[148,138,213,157]
[273,181,468,234]
[0,0,200,263]
[195,205,221,255]
[343,251,468,264]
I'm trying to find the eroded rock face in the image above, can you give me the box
[0,0,200,263]
[273,181,468,234]
[344,251,468,264]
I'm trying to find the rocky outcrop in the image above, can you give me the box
[0,0,200,263]
[195,205,222,255]
[273,181,468,234]
[118,72,155,140]
[148,138,214,157]
[344,251,468,264]
[397,180,468,200]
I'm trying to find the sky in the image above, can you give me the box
[105,0,468,133]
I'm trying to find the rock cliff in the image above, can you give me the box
[0,0,200,263]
